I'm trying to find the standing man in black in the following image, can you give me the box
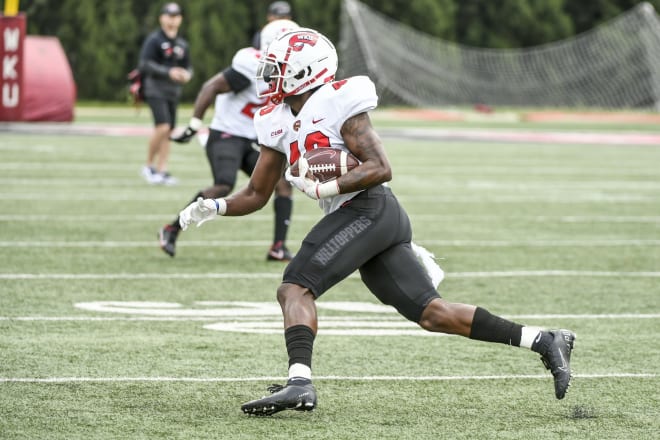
[252,1,293,49]
[139,2,192,185]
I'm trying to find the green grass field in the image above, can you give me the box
[1,107,659,439]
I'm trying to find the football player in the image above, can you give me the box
[179,29,576,415]
[160,19,299,260]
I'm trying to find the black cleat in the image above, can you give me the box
[267,241,293,262]
[540,329,576,399]
[158,225,179,257]
[241,378,317,416]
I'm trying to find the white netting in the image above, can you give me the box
[339,0,660,109]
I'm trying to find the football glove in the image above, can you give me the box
[285,157,339,200]
[170,117,203,143]
[179,197,225,230]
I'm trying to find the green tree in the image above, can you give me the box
[456,0,572,48]
[18,0,660,102]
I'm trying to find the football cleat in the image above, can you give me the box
[241,378,317,416]
[540,329,576,399]
[267,241,293,262]
[158,225,179,257]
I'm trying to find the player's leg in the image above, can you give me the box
[357,195,576,399]
[267,177,294,261]
[241,185,405,415]
[420,299,576,399]
[240,283,319,417]
[158,131,245,257]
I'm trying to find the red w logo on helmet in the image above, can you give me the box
[288,32,318,52]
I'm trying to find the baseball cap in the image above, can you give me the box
[268,1,291,17]
[160,2,182,16]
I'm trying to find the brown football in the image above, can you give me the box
[289,148,360,182]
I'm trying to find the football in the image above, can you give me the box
[290,148,359,182]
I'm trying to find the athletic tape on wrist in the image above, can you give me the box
[189,117,203,131]
[316,180,340,199]
[214,198,227,215]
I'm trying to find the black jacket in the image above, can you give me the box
[138,29,192,100]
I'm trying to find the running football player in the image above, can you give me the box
[178,28,576,415]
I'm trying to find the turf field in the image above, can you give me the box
[1,106,659,439]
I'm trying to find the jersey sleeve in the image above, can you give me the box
[331,76,378,123]
[253,104,279,149]
[222,66,251,93]
[230,47,259,80]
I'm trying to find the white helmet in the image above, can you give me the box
[257,28,338,104]
[259,19,299,52]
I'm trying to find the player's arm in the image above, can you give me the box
[337,112,392,193]
[225,147,287,215]
[285,111,391,200]
[178,147,287,229]
[170,71,233,143]
[172,68,251,143]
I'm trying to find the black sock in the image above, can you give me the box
[469,307,523,346]
[170,191,205,230]
[273,196,292,243]
[285,324,315,368]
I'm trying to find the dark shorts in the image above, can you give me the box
[206,129,259,188]
[283,185,440,323]
[146,97,177,128]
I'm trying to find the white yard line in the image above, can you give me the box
[1,193,658,202]
[1,240,659,248]
[1,214,660,223]
[1,313,658,321]
[2,271,660,280]
[1,373,656,383]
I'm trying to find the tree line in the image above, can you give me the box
[20,0,659,102]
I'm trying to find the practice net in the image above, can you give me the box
[339,0,660,109]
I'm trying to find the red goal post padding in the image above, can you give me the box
[0,12,25,121]
[1,13,76,122]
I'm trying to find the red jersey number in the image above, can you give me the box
[289,131,331,165]
[241,100,268,119]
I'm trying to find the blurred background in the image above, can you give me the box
[14,0,660,103]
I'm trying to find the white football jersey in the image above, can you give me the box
[209,47,269,139]
[254,76,378,214]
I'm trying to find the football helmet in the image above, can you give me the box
[257,28,338,104]
[259,19,299,53]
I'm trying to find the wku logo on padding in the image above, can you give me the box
[289,33,318,51]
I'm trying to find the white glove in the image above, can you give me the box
[285,157,339,200]
[179,197,223,230]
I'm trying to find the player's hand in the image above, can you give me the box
[170,126,197,143]
[285,157,321,200]
[170,117,203,143]
[179,197,219,230]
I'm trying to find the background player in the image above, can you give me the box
[178,28,576,415]
[161,19,299,260]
